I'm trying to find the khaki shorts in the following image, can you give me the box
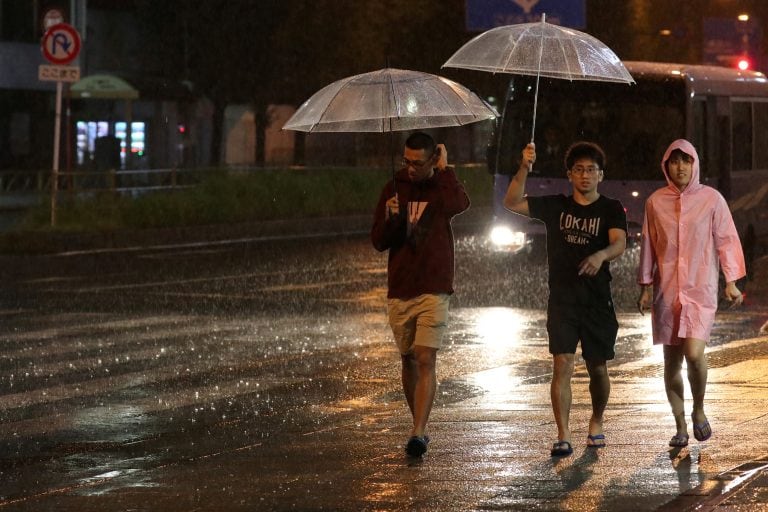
[387,294,450,355]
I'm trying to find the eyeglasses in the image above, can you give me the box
[402,157,430,169]
[570,165,601,176]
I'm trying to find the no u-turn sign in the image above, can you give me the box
[41,23,81,65]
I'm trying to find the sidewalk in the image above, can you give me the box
[658,255,768,511]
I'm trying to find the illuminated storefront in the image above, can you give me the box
[75,120,146,169]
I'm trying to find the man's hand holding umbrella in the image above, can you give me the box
[435,144,447,172]
[385,196,399,220]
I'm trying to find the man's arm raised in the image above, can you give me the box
[503,143,536,217]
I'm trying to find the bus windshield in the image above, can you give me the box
[494,74,686,180]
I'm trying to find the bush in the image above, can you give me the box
[13,165,493,233]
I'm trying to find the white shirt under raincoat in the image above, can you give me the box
[637,139,746,344]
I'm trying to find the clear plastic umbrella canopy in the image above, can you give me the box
[283,68,498,133]
[443,16,634,83]
[443,14,634,142]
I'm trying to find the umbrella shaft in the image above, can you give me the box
[531,12,545,143]
[531,73,540,143]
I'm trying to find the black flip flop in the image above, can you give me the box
[551,440,573,456]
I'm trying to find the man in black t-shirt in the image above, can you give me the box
[503,141,627,457]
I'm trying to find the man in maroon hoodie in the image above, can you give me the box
[371,131,470,457]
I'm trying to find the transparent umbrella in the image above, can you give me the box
[443,14,634,143]
[283,68,497,182]
[284,68,497,132]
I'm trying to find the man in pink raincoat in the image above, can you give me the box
[637,139,745,448]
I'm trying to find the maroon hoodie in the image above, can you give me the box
[371,166,470,299]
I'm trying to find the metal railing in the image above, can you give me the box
[0,167,200,197]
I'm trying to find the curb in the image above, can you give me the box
[658,456,768,511]
[0,207,493,255]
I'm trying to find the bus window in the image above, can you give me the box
[493,75,686,181]
[731,101,752,171]
[755,102,768,169]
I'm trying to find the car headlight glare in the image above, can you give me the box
[490,226,525,248]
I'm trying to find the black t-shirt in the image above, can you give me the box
[528,194,627,304]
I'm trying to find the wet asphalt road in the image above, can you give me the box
[0,221,767,511]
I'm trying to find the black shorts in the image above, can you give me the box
[546,297,618,361]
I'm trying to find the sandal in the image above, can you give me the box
[693,420,712,442]
[551,440,573,457]
[587,433,606,448]
[669,433,689,447]
[405,435,430,457]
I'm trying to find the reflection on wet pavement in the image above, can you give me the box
[0,231,766,510]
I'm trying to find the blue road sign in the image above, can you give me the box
[466,0,586,31]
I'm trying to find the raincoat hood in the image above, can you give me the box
[661,139,702,194]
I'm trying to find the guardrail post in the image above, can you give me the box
[109,168,116,193]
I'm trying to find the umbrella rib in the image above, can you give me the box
[564,36,582,79]
[501,25,534,73]
[310,81,355,132]
[441,80,482,124]
[428,81,464,125]
[387,69,398,132]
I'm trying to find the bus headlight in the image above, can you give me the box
[489,225,526,250]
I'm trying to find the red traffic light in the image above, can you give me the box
[736,56,751,70]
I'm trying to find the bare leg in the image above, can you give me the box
[551,353,575,443]
[585,359,610,436]
[403,345,437,437]
[683,338,708,425]
[401,353,417,417]
[663,344,687,436]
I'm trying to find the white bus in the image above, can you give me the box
[488,61,768,274]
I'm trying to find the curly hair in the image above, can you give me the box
[564,141,606,171]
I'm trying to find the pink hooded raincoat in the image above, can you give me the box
[637,139,746,344]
